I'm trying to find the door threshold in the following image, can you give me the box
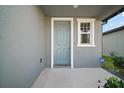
[53,65,71,68]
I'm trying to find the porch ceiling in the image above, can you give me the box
[41,5,124,20]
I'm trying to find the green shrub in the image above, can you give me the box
[102,53,124,77]
[101,55,118,71]
[112,56,124,69]
[104,76,124,88]
[109,52,124,69]
[119,69,124,76]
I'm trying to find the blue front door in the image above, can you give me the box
[54,21,70,66]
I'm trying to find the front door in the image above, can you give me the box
[54,21,70,66]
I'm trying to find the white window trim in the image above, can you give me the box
[51,17,74,68]
[77,18,95,47]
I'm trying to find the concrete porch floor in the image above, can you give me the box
[31,68,115,88]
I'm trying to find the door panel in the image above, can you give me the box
[54,21,70,65]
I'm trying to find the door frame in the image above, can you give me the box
[51,17,74,68]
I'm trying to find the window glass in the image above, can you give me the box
[80,34,90,43]
[80,22,90,32]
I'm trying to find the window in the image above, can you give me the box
[77,18,95,47]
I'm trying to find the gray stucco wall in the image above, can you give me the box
[45,17,102,68]
[103,29,124,56]
[45,17,51,67]
[0,6,45,87]
[74,18,102,68]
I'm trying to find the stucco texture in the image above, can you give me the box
[103,30,124,56]
[0,6,45,87]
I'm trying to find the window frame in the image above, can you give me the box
[77,18,95,47]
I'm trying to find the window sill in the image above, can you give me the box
[77,44,96,47]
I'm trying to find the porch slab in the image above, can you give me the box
[32,68,115,88]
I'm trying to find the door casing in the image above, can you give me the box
[51,18,73,68]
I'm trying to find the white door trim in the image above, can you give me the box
[51,17,74,68]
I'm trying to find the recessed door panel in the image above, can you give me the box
[54,21,70,65]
